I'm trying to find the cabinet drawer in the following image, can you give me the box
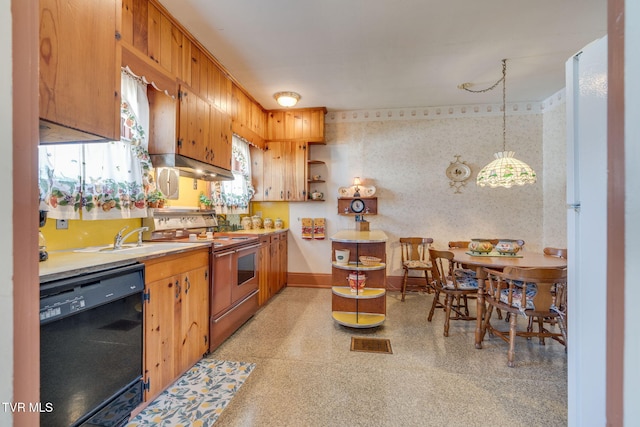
[142,248,209,283]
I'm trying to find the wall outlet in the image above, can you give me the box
[56,219,68,230]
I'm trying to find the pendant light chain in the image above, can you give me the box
[501,59,507,152]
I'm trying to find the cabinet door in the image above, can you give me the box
[258,238,270,306]
[144,275,181,399]
[210,106,233,170]
[178,266,210,371]
[269,237,280,296]
[177,85,209,163]
[262,141,307,201]
[278,233,288,291]
[284,141,307,201]
[147,4,181,76]
[263,141,286,200]
[39,0,120,141]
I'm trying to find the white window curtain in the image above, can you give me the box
[39,69,152,220]
[212,135,255,214]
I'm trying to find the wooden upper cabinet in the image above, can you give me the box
[267,108,326,142]
[147,3,182,77]
[231,84,266,147]
[262,141,307,201]
[39,0,121,141]
[209,105,232,170]
[177,85,208,163]
[177,85,232,169]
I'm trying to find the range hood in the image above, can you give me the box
[150,153,234,181]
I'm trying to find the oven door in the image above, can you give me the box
[232,243,260,303]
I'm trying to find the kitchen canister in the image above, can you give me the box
[241,217,252,230]
[335,249,350,265]
[274,218,284,229]
[252,215,263,229]
[263,218,274,229]
[348,272,367,293]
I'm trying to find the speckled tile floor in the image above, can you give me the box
[208,287,567,427]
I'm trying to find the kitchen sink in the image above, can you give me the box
[73,242,201,255]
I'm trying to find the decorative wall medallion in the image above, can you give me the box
[446,155,471,194]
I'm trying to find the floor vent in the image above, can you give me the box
[350,337,393,354]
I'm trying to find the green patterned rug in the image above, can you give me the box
[128,359,255,426]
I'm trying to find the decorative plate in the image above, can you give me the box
[338,185,376,198]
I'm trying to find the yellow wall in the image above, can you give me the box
[251,201,290,228]
[42,218,142,251]
[43,176,209,250]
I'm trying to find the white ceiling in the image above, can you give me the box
[157,0,606,112]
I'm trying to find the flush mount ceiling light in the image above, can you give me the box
[460,59,537,188]
[273,91,301,107]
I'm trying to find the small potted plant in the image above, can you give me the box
[147,189,166,208]
[199,192,213,210]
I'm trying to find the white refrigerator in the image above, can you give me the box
[565,35,607,427]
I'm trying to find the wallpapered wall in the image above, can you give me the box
[287,96,567,279]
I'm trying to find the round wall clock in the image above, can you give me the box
[350,198,365,213]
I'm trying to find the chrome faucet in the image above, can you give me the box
[113,226,149,250]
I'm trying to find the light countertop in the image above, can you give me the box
[39,242,211,283]
[330,230,388,243]
[40,229,288,283]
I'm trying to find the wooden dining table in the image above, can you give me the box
[448,248,568,349]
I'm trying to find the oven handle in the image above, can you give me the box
[215,250,235,258]
[235,243,262,253]
[213,290,259,323]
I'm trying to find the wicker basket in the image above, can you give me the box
[359,256,381,266]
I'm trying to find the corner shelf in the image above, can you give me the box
[330,230,388,328]
[332,312,386,328]
[306,145,326,202]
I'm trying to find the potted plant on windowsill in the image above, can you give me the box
[199,192,213,210]
[147,190,166,209]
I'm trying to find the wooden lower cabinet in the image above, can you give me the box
[258,231,288,306]
[142,248,210,400]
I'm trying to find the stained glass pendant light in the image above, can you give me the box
[461,59,536,188]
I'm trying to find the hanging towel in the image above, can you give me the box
[301,218,313,239]
[313,218,326,240]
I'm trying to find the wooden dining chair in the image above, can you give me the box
[532,247,568,338]
[428,249,478,337]
[544,247,568,259]
[482,266,567,367]
[448,241,470,250]
[399,237,434,301]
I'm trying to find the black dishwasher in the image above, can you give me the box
[40,263,145,427]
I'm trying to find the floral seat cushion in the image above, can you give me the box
[403,260,431,269]
[454,268,477,278]
[499,283,538,310]
[443,275,478,290]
